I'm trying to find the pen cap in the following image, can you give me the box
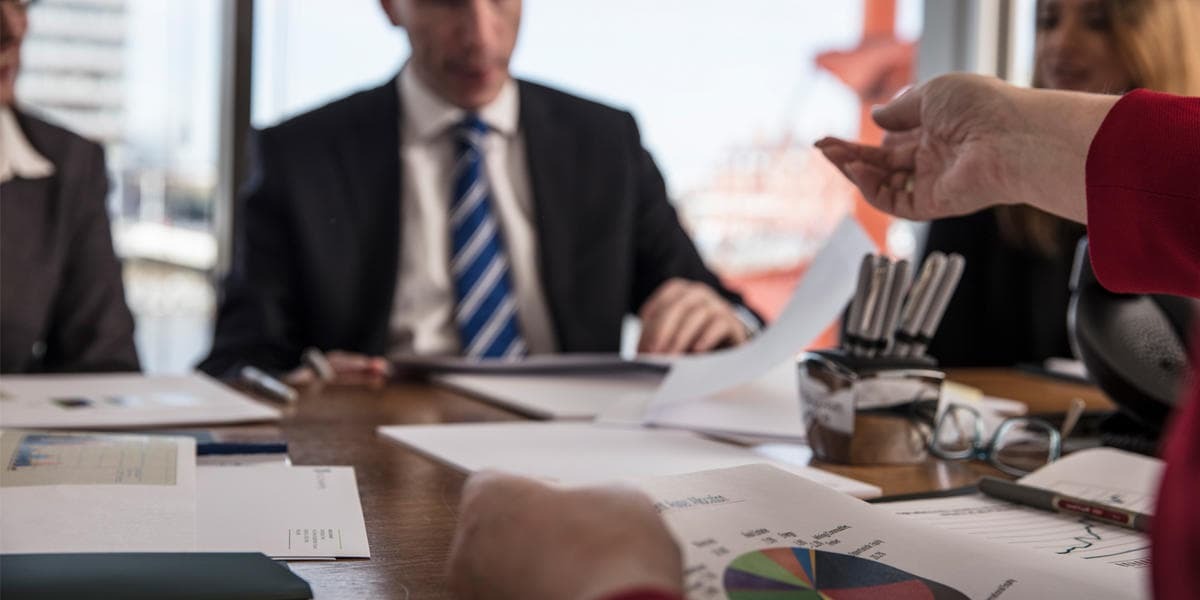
[798,349,942,465]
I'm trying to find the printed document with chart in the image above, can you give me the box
[637,463,1146,599]
[0,430,197,553]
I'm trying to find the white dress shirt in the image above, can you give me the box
[0,107,55,184]
[387,67,558,357]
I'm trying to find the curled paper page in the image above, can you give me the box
[644,217,874,418]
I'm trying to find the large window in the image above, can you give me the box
[20,0,222,373]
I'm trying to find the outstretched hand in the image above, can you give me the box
[816,73,1115,224]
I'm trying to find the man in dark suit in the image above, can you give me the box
[0,0,139,373]
[200,0,756,383]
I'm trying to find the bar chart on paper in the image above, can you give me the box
[0,431,178,487]
[723,547,969,599]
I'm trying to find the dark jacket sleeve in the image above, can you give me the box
[43,141,140,372]
[199,130,304,377]
[624,115,757,323]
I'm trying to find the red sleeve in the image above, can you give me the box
[1085,89,1200,298]
[1084,89,1200,600]
[1153,327,1200,600]
[601,588,685,600]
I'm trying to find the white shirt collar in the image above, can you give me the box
[0,106,55,184]
[398,64,519,142]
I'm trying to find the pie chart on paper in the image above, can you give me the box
[723,547,969,599]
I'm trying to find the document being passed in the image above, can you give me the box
[0,373,280,429]
[197,465,370,559]
[646,218,873,416]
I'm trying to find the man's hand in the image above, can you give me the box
[638,278,750,354]
[449,472,683,600]
[815,73,1116,224]
[284,350,391,387]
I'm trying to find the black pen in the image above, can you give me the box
[978,476,1151,533]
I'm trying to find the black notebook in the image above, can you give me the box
[0,552,312,600]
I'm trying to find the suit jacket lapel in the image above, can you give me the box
[518,81,578,345]
[336,76,402,355]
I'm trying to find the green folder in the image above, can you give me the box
[0,553,313,600]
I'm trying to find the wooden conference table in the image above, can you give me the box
[215,368,1114,599]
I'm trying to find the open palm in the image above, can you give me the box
[818,74,1037,221]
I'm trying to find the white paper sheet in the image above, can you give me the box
[646,218,873,416]
[433,371,663,419]
[883,447,1162,578]
[378,421,879,498]
[1020,447,1162,514]
[439,363,807,442]
[885,495,1152,574]
[391,353,671,375]
[637,464,1144,599]
[0,373,280,429]
[643,362,806,441]
[196,465,370,559]
[0,430,197,553]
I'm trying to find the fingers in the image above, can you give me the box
[284,366,316,386]
[292,350,391,386]
[451,471,683,600]
[871,83,924,131]
[638,279,703,353]
[639,280,749,354]
[638,278,692,324]
[843,160,890,205]
[816,138,911,175]
[460,470,544,514]
[694,312,749,352]
[664,305,713,354]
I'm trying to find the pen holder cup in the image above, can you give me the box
[798,349,944,465]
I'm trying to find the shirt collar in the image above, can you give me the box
[398,64,519,142]
[0,106,56,184]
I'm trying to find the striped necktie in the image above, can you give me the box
[449,115,528,359]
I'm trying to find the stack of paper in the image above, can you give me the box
[378,421,880,498]
[0,373,280,429]
[0,430,370,560]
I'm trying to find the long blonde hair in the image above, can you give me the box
[1003,0,1200,256]
[1110,0,1200,95]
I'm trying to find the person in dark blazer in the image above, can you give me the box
[0,0,139,373]
[199,0,757,382]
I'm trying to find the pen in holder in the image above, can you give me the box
[798,349,944,465]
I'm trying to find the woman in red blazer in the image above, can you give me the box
[446,74,1200,600]
[817,74,1198,600]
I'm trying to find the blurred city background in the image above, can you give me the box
[17,0,1038,373]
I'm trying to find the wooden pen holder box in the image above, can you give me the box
[798,349,944,465]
